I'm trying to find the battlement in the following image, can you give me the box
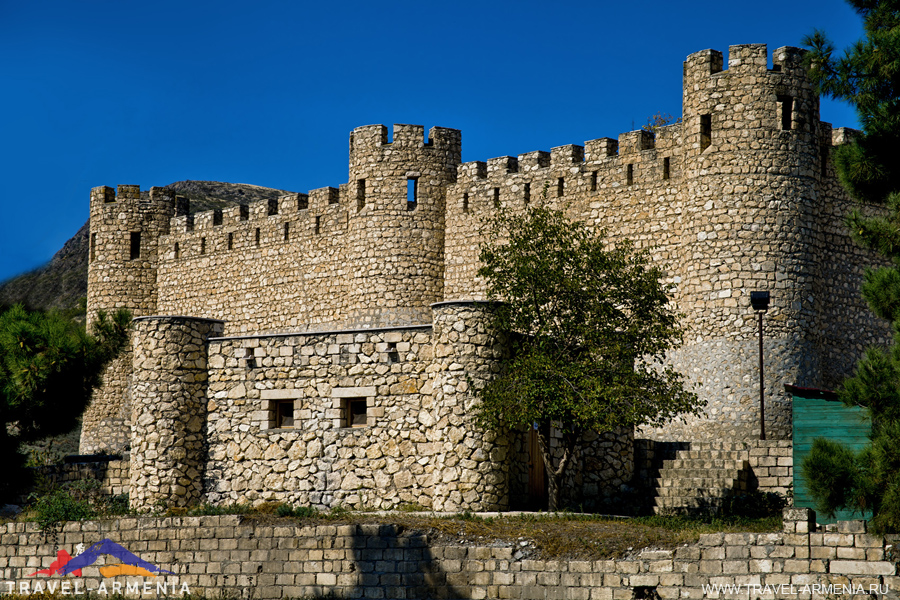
[684,44,808,81]
[349,124,462,154]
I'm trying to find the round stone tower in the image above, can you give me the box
[81,185,178,454]
[342,124,461,328]
[665,44,824,440]
[129,316,224,511]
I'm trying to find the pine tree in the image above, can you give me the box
[801,0,900,531]
[0,305,130,501]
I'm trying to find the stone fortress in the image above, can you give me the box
[80,44,888,513]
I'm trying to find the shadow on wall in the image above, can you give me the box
[296,524,469,599]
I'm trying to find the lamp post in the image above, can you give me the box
[750,291,770,440]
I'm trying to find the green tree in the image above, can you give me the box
[0,305,130,501]
[475,205,702,510]
[801,0,900,531]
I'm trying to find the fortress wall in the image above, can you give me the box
[204,325,454,511]
[155,125,461,335]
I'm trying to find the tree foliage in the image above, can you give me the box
[801,0,900,531]
[475,205,702,510]
[0,305,130,501]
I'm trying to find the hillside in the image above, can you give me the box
[0,181,296,314]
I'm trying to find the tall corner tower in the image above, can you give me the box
[82,185,177,454]
[667,44,824,441]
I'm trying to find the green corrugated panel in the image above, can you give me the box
[791,387,872,524]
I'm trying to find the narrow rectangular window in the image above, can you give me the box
[130,232,141,260]
[267,199,278,216]
[186,215,195,232]
[407,178,418,211]
[200,237,206,255]
[493,187,500,208]
[255,228,260,246]
[213,210,223,226]
[345,398,367,428]
[284,222,290,241]
[462,193,469,213]
[357,179,366,211]
[90,233,96,263]
[626,164,634,186]
[239,205,249,221]
[524,182,531,204]
[174,242,180,259]
[590,171,598,191]
[328,188,339,205]
[700,114,711,151]
[227,233,233,250]
[777,95,793,130]
[557,177,564,197]
[315,216,321,235]
[276,401,294,429]
[298,195,308,210]
[663,157,670,180]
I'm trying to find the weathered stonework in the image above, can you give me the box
[130,316,224,511]
[80,43,891,510]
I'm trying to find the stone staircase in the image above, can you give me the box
[649,441,753,515]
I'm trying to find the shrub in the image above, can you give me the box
[33,490,95,530]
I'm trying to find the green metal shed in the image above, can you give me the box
[788,384,872,524]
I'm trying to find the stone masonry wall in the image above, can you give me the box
[154,125,461,336]
[3,510,899,599]
[443,44,891,443]
[130,316,224,511]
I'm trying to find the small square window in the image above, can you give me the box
[346,398,367,428]
[276,401,295,428]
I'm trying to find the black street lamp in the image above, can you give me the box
[750,291,770,440]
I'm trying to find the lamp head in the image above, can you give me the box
[750,291,770,312]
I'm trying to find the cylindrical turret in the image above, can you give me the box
[81,185,178,454]
[663,44,824,440]
[129,316,224,511]
[340,124,462,328]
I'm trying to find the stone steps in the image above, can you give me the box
[650,442,752,515]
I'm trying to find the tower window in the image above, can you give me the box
[700,114,712,151]
[315,216,321,235]
[284,222,290,241]
[239,205,249,221]
[200,237,206,255]
[213,210,223,226]
[174,242,180,259]
[407,178,418,211]
[129,232,141,260]
[493,187,500,208]
[663,157,671,180]
[524,182,531,204]
[462,193,469,213]
[777,95,793,130]
[90,233,96,263]
[255,228,260,246]
[626,164,634,186]
[557,177,564,197]
[357,179,366,211]
[297,195,308,211]
[227,232,233,250]
[591,171,598,192]
[267,199,278,216]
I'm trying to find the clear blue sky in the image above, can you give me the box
[0,0,866,283]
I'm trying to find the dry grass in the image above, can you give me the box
[242,510,782,561]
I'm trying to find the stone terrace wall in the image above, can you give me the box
[3,510,899,600]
